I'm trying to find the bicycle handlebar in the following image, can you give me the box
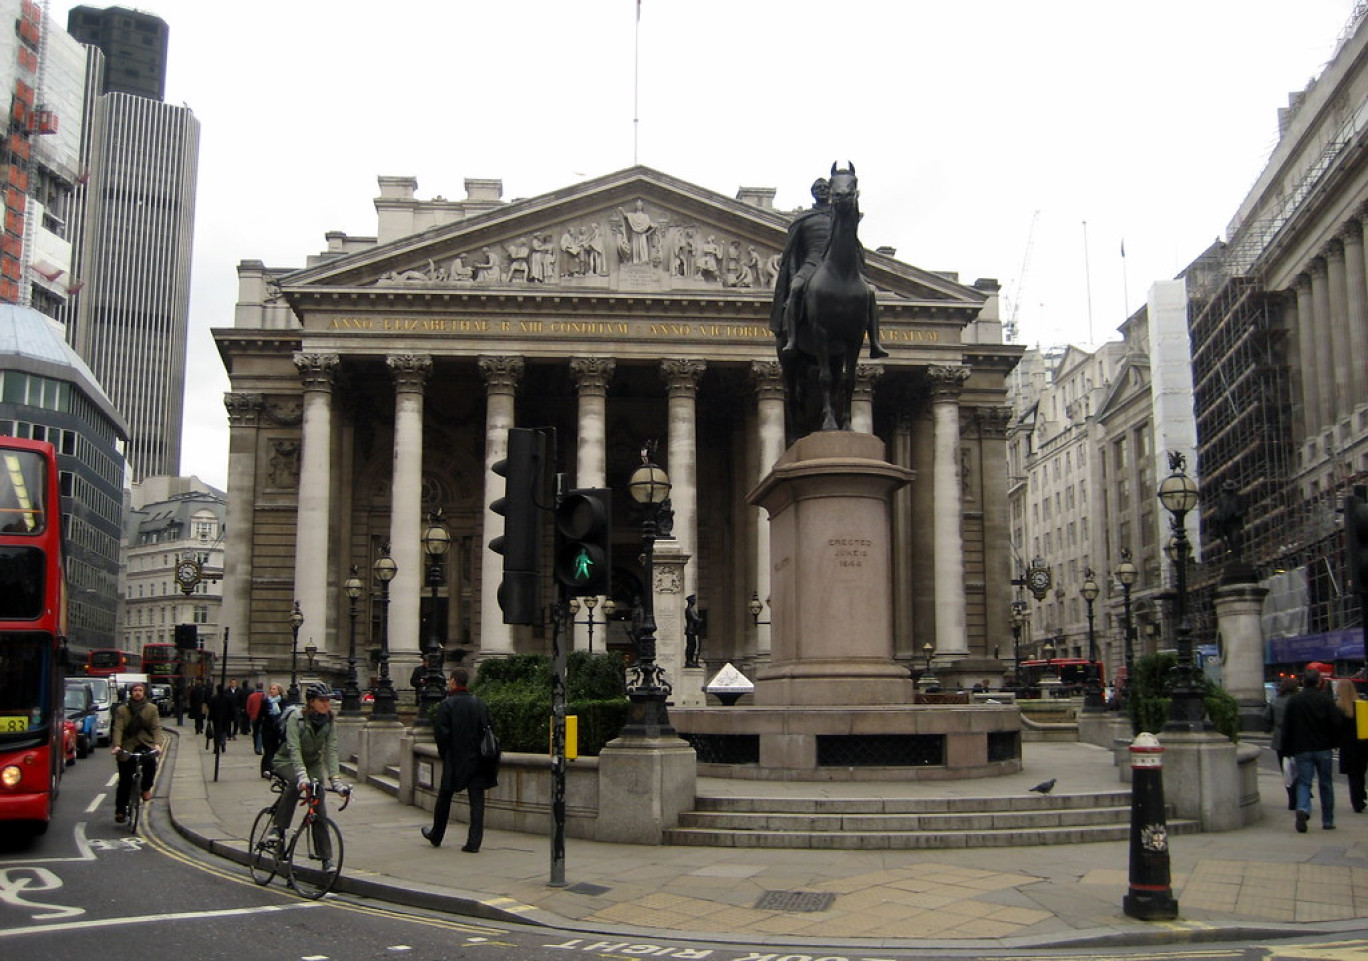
[114,747,160,758]
[294,779,352,812]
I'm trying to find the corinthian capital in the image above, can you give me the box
[477,355,524,394]
[570,357,616,395]
[661,358,706,395]
[387,353,433,393]
[749,360,784,401]
[927,364,971,400]
[293,352,340,392]
[223,392,265,427]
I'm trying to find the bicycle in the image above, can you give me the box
[248,773,350,899]
[114,746,160,833]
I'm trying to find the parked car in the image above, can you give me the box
[63,682,98,759]
[149,683,173,716]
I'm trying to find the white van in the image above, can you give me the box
[81,676,115,745]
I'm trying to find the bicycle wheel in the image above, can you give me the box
[286,816,343,899]
[248,807,281,886]
[126,778,142,833]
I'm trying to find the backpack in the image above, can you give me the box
[275,703,299,744]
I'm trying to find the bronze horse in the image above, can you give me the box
[779,163,878,441]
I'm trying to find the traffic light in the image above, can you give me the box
[174,623,198,651]
[490,427,546,625]
[1348,485,1368,597]
[554,488,612,595]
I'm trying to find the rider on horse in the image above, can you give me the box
[770,177,888,360]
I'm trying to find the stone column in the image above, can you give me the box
[1213,578,1271,731]
[570,357,614,652]
[1310,257,1334,431]
[478,356,524,656]
[661,359,705,599]
[852,363,884,434]
[749,361,786,660]
[222,393,263,665]
[1346,220,1368,409]
[978,406,1014,661]
[1325,239,1352,422]
[292,353,339,658]
[891,410,915,661]
[929,365,971,658]
[1293,274,1317,442]
[386,354,431,675]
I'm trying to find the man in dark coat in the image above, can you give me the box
[421,667,497,852]
[1282,665,1344,832]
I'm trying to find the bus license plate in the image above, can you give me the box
[0,716,29,733]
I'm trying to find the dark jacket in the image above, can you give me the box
[1281,685,1343,755]
[434,689,497,793]
[112,696,161,752]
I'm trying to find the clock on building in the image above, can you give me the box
[1025,563,1052,602]
[175,558,201,591]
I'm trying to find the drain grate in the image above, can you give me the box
[754,890,836,913]
[566,882,611,896]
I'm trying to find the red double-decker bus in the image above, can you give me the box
[86,648,135,677]
[141,642,179,682]
[0,437,66,836]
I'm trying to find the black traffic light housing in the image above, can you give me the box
[174,623,198,651]
[1348,485,1368,597]
[490,427,547,625]
[554,488,612,596]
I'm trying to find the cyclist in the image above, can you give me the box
[110,681,162,822]
[269,684,348,867]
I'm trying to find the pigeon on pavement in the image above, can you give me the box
[1029,778,1057,795]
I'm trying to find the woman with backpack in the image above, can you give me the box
[260,682,284,778]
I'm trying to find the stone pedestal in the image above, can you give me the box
[335,715,366,767]
[1077,711,1130,749]
[748,432,915,707]
[357,718,405,782]
[651,542,692,702]
[1160,730,1243,831]
[1213,578,1270,732]
[595,734,697,844]
[676,665,706,708]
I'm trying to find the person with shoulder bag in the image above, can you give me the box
[1334,677,1368,813]
[422,667,498,852]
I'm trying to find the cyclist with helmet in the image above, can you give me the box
[269,685,348,863]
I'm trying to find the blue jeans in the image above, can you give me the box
[1295,749,1335,826]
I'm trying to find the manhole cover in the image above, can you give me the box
[754,890,835,913]
[567,882,611,896]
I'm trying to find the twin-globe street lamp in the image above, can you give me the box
[418,509,451,726]
[1157,452,1202,730]
[567,594,616,652]
[1080,569,1102,712]
[620,456,673,737]
[287,601,305,705]
[1114,548,1138,709]
[371,546,399,720]
[341,566,365,716]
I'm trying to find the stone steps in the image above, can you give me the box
[664,791,1198,849]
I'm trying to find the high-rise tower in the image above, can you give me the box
[65,5,168,100]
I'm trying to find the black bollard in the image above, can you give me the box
[1123,732,1179,920]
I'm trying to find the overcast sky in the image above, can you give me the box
[59,0,1360,489]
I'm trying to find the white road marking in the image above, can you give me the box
[0,822,97,867]
[104,772,118,788]
[0,867,84,920]
[0,901,322,938]
[84,794,106,814]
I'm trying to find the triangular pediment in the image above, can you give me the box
[279,166,985,309]
[1095,356,1151,422]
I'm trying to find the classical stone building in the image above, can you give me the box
[213,166,1022,696]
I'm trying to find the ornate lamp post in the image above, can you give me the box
[418,509,451,726]
[1081,569,1102,711]
[747,592,772,626]
[304,642,318,674]
[1157,452,1202,729]
[287,601,304,704]
[919,641,937,691]
[567,594,615,653]
[371,546,399,720]
[341,566,364,716]
[1010,599,1028,690]
[1114,548,1138,709]
[621,454,673,737]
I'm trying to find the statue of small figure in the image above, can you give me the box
[449,255,474,282]
[505,238,532,283]
[697,235,722,281]
[583,222,606,276]
[684,594,702,668]
[472,247,500,282]
[770,176,887,359]
[617,200,656,265]
[1211,480,1246,560]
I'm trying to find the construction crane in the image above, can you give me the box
[1004,210,1040,343]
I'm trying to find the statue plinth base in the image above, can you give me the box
[748,432,915,707]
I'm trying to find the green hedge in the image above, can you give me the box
[472,651,629,756]
[1126,652,1240,741]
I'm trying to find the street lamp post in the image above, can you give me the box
[341,566,364,716]
[1081,569,1102,712]
[287,601,304,705]
[567,594,615,653]
[371,546,399,720]
[1115,548,1138,710]
[418,509,451,727]
[747,592,772,626]
[304,642,317,674]
[919,641,937,692]
[1158,452,1203,730]
[1010,600,1028,690]
[621,454,673,737]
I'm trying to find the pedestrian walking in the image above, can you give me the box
[209,683,235,753]
[1334,677,1368,813]
[1282,664,1342,832]
[246,684,266,755]
[421,667,498,852]
[1266,675,1300,810]
[260,682,284,777]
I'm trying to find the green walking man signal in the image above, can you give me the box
[571,546,594,583]
[554,488,611,596]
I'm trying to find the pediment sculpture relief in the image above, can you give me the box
[371,202,780,293]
